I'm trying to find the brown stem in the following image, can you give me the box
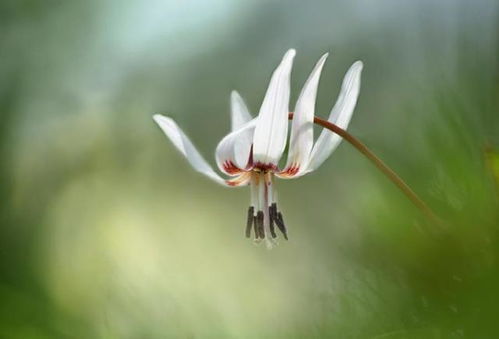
[289,113,441,224]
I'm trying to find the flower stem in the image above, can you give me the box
[288,113,441,224]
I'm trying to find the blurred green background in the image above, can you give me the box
[1,0,498,338]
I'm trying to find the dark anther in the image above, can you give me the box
[274,211,288,240]
[253,215,258,239]
[256,211,265,239]
[270,203,288,240]
[246,206,254,238]
[268,206,277,238]
[270,203,278,219]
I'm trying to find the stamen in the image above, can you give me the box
[245,206,254,238]
[253,215,258,239]
[249,173,259,240]
[269,203,277,238]
[269,213,277,238]
[256,211,265,239]
[271,204,288,240]
[270,202,277,218]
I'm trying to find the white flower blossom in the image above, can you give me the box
[153,49,363,247]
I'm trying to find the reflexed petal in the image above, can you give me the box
[252,49,296,166]
[306,61,363,172]
[215,120,257,176]
[153,114,227,185]
[279,53,328,178]
[230,91,254,169]
[230,90,252,131]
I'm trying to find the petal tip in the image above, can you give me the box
[152,114,171,125]
[352,60,364,71]
[152,114,164,122]
[231,90,241,100]
[315,53,329,69]
[283,49,296,62]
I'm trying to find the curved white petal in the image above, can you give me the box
[230,91,254,169]
[153,114,227,185]
[306,61,363,172]
[252,49,296,167]
[230,90,252,131]
[215,120,257,176]
[226,172,252,187]
[279,53,328,178]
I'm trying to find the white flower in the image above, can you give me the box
[153,49,363,247]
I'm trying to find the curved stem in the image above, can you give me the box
[289,113,441,224]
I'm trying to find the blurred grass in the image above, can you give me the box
[1,0,499,338]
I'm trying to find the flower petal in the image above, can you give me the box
[226,172,252,187]
[230,90,252,131]
[153,114,228,185]
[278,53,328,178]
[306,61,363,172]
[215,120,257,176]
[252,49,296,167]
[230,91,254,169]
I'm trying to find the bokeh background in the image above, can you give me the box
[1,0,499,338]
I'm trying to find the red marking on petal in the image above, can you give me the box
[279,163,300,177]
[223,160,242,175]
